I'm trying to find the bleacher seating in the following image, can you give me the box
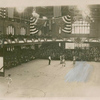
[34,43,100,62]
[4,46,36,69]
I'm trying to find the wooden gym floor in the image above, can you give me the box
[0,59,100,98]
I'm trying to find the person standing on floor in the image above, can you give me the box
[48,56,51,65]
[73,56,76,65]
[62,58,66,67]
[6,74,12,93]
[60,55,62,64]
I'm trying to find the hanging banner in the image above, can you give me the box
[65,43,74,49]
[53,6,61,17]
[8,8,14,18]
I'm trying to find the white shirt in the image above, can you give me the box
[48,56,51,60]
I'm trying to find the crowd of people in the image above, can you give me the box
[2,34,52,41]
[35,43,100,62]
[4,46,35,69]
[35,43,63,59]
[4,43,100,69]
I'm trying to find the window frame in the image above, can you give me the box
[72,19,90,34]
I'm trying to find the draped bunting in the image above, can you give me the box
[30,15,72,35]
[0,7,6,18]
[62,15,72,34]
[30,17,38,25]
[54,15,72,34]
[30,17,46,35]
[30,17,39,35]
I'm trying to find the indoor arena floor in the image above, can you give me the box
[0,59,100,98]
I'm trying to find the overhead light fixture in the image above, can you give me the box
[77,4,90,16]
[16,7,26,13]
[43,16,47,20]
[77,4,94,22]
[77,4,87,11]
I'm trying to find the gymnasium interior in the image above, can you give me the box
[0,2,100,98]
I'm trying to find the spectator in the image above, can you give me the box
[62,58,66,67]
[6,74,12,93]
[73,56,76,65]
[48,56,51,65]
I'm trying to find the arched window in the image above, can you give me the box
[72,19,90,34]
[6,25,15,35]
[20,27,26,35]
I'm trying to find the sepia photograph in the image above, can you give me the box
[0,0,100,100]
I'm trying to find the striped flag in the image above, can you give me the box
[62,15,72,34]
[54,15,72,34]
[30,17,46,35]
[30,17,39,35]
[0,7,6,18]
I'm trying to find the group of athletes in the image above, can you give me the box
[60,55,76,67]
[6,55,76,93]
[48,55,76,67]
